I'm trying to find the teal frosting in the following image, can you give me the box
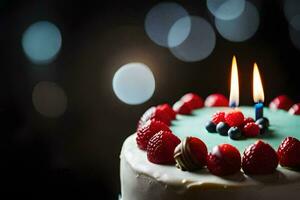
[170,106,300,153]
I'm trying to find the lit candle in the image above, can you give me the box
[253,63,265,120]
[229,56,239,108]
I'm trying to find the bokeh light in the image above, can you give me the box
[283,0,300,48]
[145,2,189,47]
[284,0,300,29]
[167,16,191,48]
[289,23,300,49]
[207,0,246,20]
[169,16,216,62]
[22,21,62,64]
[112,63,155,105]
[32,81,67,118]
[215,1,259,42]
[289,14,300,31]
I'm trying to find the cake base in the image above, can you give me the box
[121,107,300,200]
[120,135,300,200]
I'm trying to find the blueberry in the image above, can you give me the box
[228,127,242,140]
[216,122,230,136]
[206,121,216,133]
[258,124,267,135]
[255,117,270,128]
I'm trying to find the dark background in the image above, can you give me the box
[1,0,300,199]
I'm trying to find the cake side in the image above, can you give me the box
[120,134,300,200]
[120,106,300,200]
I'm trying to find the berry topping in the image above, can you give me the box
[257,124,267,135]
[255,117,270,129]
[188,137,208,166]
[138,106,171,128]
[228,127,242,140]
[173,101,192,115]
[211,111,225,125]
[216,122,230,136]
[269,95,294,111]
[137,106,155,128]
[242,140,278,175]
[207,144,241,176]
[225,110,244,127]
[204,94,229,107]
[243,117,255,126]
[181,93,204,109]
[289,103,300,115]
[277,137,300,169]
[157,103,176,120]
[205,121,217,133]
[147,130,181,164]
[136,120,171,150]
[243,122,260,137]
[174,137,208,171]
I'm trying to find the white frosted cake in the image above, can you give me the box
[120,95,300,200]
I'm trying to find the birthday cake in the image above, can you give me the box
[120,93,300,200]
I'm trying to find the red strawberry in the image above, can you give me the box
[211,111,225,125]
[207,144,241,176]
[147,130,181,164]
[243,122,260,137]
[137,106,171,128]
[242,140,278,175]
[225,110,244,127]
[173,101,192,115]
[157,103,176,120]
[269,95,294,111]
[288,103,300,115]
[204,94,229,107]
[188,137,208,167]
[277,137,300,168]
[136,120,171,150]
[243,117,255,126]
[181,93,204,109]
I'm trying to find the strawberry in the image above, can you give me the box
[204,94,229,107]
[243,122,260,137]
[181,93,204,110]
[242,140,278,175]
[277,137,300,168]
[211,111,225,125]
[269,95,294,111]
[156,103,176,120]
[147,130,181,164]
[225,110,244,127]
[137,106,171,128]
[207,144,241,176]
[173,101,192,115]
[288,103,300,115]
[136,120,171,150]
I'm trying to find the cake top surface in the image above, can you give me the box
[171,106,300,153]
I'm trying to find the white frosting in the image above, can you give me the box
[120,134,300,200]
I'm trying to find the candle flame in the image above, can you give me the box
[229,56,239,107]
[253,63,265,103]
